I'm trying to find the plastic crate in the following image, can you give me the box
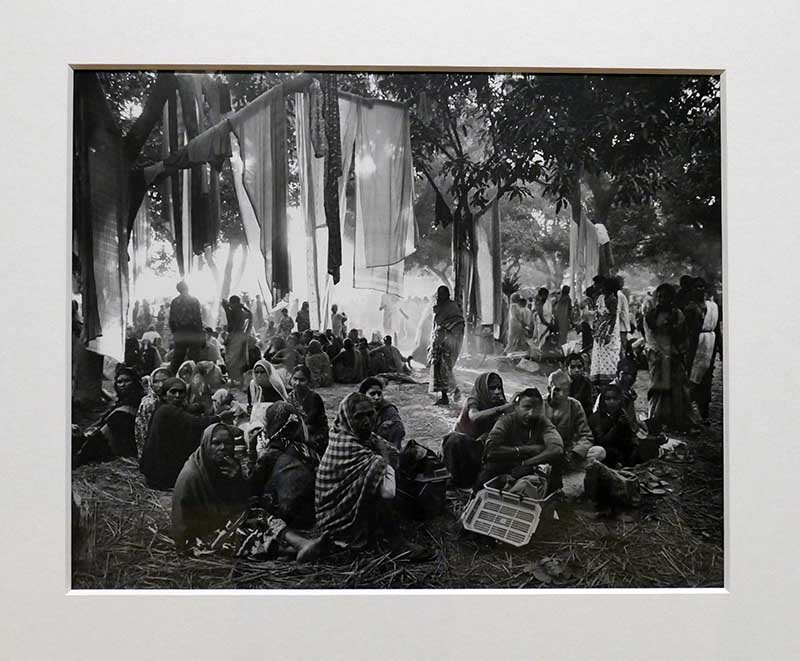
[461,477,554,547]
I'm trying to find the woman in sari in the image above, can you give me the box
[441,372,512,489]
[315,393,432,561]
[287,366,329,455]
[171,422,328,560]
[176,359,197,385]
[504,293,530,354]
[221,295,253,386]
[248,359,289,405]
[429,285,465,406]
[248,401,320,528]
[554,285,573,346]
[304,340,333,388]
[359,376,406,450]
[140,378,236,489]
[332,338,364,384]
[73,365,144,467]
[589,278,621,390]
[644,283,693,432]
[134,366,170,456]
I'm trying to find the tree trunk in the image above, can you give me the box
[123,72,177,164]
[72,338,105,406]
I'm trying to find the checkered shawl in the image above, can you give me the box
[315,393,386,540]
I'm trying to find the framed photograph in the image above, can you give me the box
[3,0,798,659]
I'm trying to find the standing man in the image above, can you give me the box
[168,281,204,376]
[331,304,345,338]
[296,301,311,333]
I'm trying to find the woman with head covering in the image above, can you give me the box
[643,283,692,432]
[171,422,328,561]
[134,366,171,457]
[248,359,289,407]
[249,401,320,527]
[139,378,236,490]
[359,377,405,450]
[288,366,329,455]
[304,340,333,388]
[554,285,573,346]
[441,372,512,489]
[177,359,197,385]
[332,338,364,384]
[588,385,635,467]
[73,365,145,467]
[589,278,622,390]
[429,285,465,406]
[315,393,432,561]
[504,293,530,354]
[221,295,253,386]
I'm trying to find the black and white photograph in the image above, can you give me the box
[70,68,724,590]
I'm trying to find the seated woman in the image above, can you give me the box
[543,368,593,471]
[315,393,432,561]
[332,338,365,384]
[271,335,302,375]
[248,359,289,409]
[134,366,170,457]
[177,359,197,385]
[478,388,564,493]
[248,401,320,528]
[304,340,333,388]
[171,422,327,561]
[566,353,593,418]
[359,376,405,450]
[73,366,144,467]
[441,372,513,489]
[588,385,636,468]
[605,357,648,436]
[287,366,329,455]
[139,378,236,489]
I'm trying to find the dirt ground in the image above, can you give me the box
[71,355,724,589]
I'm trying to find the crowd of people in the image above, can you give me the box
[72,272,721,565]
[503,274,722,434]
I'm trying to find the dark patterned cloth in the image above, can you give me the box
[322,73,342,283]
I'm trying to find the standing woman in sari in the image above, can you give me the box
[429,285,465,406]
[589,278,621,391]
[644,283,693,432]
[221,295,253,387]
[135,366,171,456]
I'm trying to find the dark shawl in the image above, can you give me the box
[139,398,218,490]
[454,372,506,439]
[171,423,248,548]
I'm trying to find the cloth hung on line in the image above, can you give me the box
[352,97,416,269]
[295,91,331,331]
[74,72,130,362]
[322,73,343,282]
[229,83,291,301]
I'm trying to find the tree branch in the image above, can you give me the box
[123,72,177,164]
